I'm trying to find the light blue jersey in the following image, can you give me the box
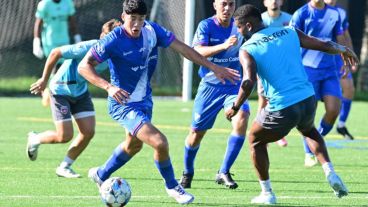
[290,3,343,69]
[241,26,315,111]
[261,11,292,27]
[192,17,243,86]
[50,40,108,97]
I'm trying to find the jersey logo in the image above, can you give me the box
[194,112,201,122]
[123,51,133,56]
[60,106,69,115]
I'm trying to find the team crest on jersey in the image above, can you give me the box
[95,43,105,55]
[60,106,69,115]
[194,112,201,122]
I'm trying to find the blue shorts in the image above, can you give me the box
[191,82,250,131]
[305,67,342,100]
[108,97,153,136]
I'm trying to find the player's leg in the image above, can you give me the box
[337,75,355,140]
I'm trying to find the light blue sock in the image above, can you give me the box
[183,144,200,175]
[302,137,313,155]
[97,144,131,181]
[154,158,178,189]
[219,135,245,173]
[339,98,352,123]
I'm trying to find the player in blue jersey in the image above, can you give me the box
[179,0,250,190]
[226,4,358,204]
[27,19,121,178]
[325,0,357,140]
[78,0,239,204]
[260,0,292,147]
[290,0,349,167]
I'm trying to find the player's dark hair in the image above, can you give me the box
[100,19,122,38]
[233,4,262,25]
[123,0,147,15]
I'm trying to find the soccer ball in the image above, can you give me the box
[99,177,132,207]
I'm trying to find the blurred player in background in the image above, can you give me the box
[324,0,357,140]
[79,0,239,204]
[27,19,120,178]
[260,0,292,147]
[290,0,348,167]
[179,0,250,190]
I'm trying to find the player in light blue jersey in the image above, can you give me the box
[78,0,239,204]
[180,0,250,190]
[325,0,357,140]
[290,0,348,167]
[260,0,292,147]
[27,19,121,178]
[226,4,357,204]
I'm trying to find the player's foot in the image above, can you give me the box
[304,154,318,167]
[276,137,288,147]
[166,184,194,204]
[327,173,348,198]
[88,167,103,187]
[336,126,354,140]
[251,191,277,205]
[41,88,50,107]
[180,172,193,189]
[215,172,238,189]
[26,131,39,161]
[56,165,81,178]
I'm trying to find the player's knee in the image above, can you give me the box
[82,129,95,140]
[127,142,143,155]
[56,131,73,143]
[153,136,169,152]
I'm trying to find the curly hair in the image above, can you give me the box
[233,4,262,25]
[123,0,147,15]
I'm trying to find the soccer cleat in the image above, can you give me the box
[304,154,318,167]
[179,172,193,189]
[276,137,288,147]
[215,172,238,189]
[166,184,194,204]
[251,191,277,205]
[336,126,354,140]
[88,167,103,187]
[327,173,348,198]
[56,165,81,178]
[26,131,39,161]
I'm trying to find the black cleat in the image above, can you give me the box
[336,126,354,140]
[180,173,193,189]
[215,172,238,189]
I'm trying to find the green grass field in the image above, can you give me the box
[0,97,367,207]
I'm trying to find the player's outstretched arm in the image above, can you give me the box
[169,39,240,84]
[225,50,257,121]
[194,35,238,58]
[78,52,129,105]
[30,48,62,95]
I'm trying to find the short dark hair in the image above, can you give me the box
[123,0,147,15]
[233,4,262,25]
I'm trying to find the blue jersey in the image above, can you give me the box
[50,40,108,97]
[240,26,315,111]
[192,17,243,86]
[334,5,349,70]
[261,11,292,27]
[91,21,174,103]
[290,3,344,69]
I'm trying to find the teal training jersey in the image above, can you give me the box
[49,40,108,97]
[240,26,315,111]
[261,11,292,27]
[35,0,75,52]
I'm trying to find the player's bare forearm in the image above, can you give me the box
[34,18,42,38]
[41,48,62,81]
[194,44,226,58]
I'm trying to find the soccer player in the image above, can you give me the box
[227,4,357,204]
[290,0,348,167]
[260,0,292,147]
[27,19,121,178]
[179,0,250,190]
[78,0,239,204]
[324,0,357,140]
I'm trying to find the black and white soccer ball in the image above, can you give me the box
[99,177,131,207]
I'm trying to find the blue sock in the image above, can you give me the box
[183,144,200,175]
[97,144,131,181]
[339,98,352,123]
[318,118,333,136]
[154,158,178,189]
[219,135,245,173]
[302,137,313,155]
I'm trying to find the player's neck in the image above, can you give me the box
[267,10,281,18]
[215,16,231,27]
[310,2,326,10]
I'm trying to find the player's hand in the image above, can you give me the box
[30,78,47,95]
[107,85,130,105]
[212,65,240,84]
[222,35,238,50]
[225,108,237,122]
[33,37,44,59]
[351,65,358,73]
[341,47,359,67]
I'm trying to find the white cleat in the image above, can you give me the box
[88,167,103,188]
[304,154,318,167]
[166,184,194,204]
[327,173,348,198]
[251,191,277,205]
[56,165,81,178]
[26,131,39,161]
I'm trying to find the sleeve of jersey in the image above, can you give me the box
[67,0,76,16]
[192,21,209,47]
[150,22,176,48]
[60,41,94,59]
[289,10,302,30]
[340,10,349,31]
[35,1,46,19]
[334,14,344,36]
[90,34,114,63]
